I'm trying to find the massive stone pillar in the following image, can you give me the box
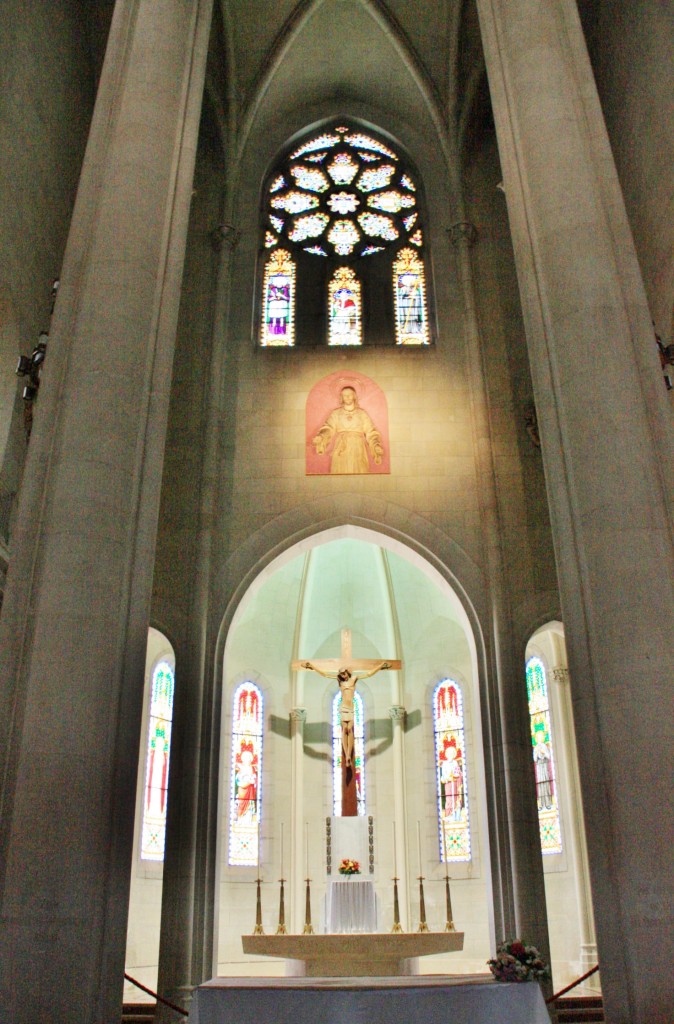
[476,2,674,1020]
[0,1,213,1021]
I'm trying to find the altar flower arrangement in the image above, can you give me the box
[487,940,550,983]
[338,858,360,875]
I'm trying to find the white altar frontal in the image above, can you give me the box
[326,815,375,932]
[188,976,551,1024]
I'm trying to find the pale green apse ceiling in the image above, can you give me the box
[225,537,473,694]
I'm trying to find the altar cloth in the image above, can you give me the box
[188,976,551,1024]
[326,878,376,933]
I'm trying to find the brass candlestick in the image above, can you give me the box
[303,877,315,934]
[253,876,265,935]
[276,878,288,934]
[416,876,429,933]
[444,871,455,932]
[391,876,404,933]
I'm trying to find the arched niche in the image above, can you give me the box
[215,525,493,977]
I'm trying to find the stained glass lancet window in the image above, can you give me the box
[329,267,362,346]
[229,682,263,866]
[433,680,471,862]
[526,657,563,854]
[393,248,430,346]
[141,661,175,861]
[260,249,295,347]
[332,690,365,815]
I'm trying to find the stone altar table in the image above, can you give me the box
[188,975,552,1024]
[241,932,464,976]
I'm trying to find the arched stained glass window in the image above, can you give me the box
[526,657,562,854]
[260,249,296,347]
[433,680,471,862]
[332,690,365,815]
[259,122,432,347]
[229,682,263,866]
[329,267,362,346]
[141,661,175,861]
[393,248,429,346]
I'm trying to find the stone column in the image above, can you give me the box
[0,2,214,1022]
[289,707,307,931]
[388,705,409,928]
[476,1,674,1020]
[450,222,551,960]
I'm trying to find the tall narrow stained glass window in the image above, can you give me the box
[433,680,471,862]
[393,248,429,345]
[141,661,175,861]
[526,657,562,854]
[260,249,296,347]
[329,267,362,346]
[229,682,263,866]
[332,690,365,815]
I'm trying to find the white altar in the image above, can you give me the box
[188,976,551,1024]
[326,879,376,933]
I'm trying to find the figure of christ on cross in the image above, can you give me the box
[292,629,401,816]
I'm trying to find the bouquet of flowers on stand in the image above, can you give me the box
[487,939,550,983]
[338,858,360,876]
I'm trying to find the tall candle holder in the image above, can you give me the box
[252,876,265,935]
[416,876,429,933]
[276,878,288,935]
[444,870,455,932]
[391,877,404,933]
[303,877,315,934]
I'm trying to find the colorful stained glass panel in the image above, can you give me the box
[368,190,415,213]
[260,249,295,347]
[345,133,397,159]
[433,680,471,863]
[291,165,330,192]
[327,219,360,255]
[328,192,360,215]
[393,248,430,345]
[141,661,175,862]
[526,657,563,855]
[328,266,362,345]
[357,165,396,192]
[290,133,340,159]
[288,212,329,242]
[229,683,263,866]
[358,212,398,240]
[271,191,319,215]
[327,153,360,185]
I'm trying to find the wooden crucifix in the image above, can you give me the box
[292,629,401,816]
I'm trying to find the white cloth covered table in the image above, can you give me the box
[187,976,551,1024]
[325,878,376,933]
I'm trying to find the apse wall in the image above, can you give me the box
[215,536,491,976]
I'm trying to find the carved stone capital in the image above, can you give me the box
[388,705,406,722]
[210,222,240,251]
[552,667,570,686]
[289,707,307,723]
[448,221,478,247]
